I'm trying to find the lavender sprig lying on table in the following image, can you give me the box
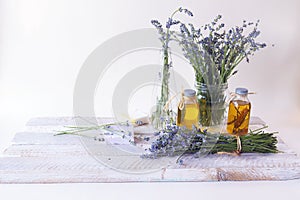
[142,125,278,159]
[54,121,134,144]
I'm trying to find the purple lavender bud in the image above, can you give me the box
[179,8,193,17]
[249,30,260,38]
[179,159,184,165]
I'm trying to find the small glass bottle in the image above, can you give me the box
[227,88,251,136]
[177,89,199,129]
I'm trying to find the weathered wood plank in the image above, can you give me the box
[11,132,82,145]
[26,117,114,126]
[1,153,300,183]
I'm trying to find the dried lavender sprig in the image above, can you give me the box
[54,121,131,139]
[150,8,193,128]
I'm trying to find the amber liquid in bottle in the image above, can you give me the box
[227,100,251,136]
[177,104,199,129]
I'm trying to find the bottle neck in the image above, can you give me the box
[183,95,197,104]
[235,94,249,102]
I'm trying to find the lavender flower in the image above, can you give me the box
[179,7,193,16]
[166,18,180,28]
[142,121,208,159]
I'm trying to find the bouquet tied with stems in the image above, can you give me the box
[142,124,278,161]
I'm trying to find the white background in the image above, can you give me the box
[0,0,300,199]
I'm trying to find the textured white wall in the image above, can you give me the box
[0,0,300,150]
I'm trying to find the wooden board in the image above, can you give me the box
[0,117,300,183]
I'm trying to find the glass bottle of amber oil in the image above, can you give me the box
[227,88,251,136]
[177,89,199,129]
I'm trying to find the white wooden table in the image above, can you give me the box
[0,117,300,184]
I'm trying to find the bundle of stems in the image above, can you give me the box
[209,128,278,154]
[145,126,279,159]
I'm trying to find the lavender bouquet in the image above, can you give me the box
[177,14,266,85]
[174,10,267,126]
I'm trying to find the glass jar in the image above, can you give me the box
[177,89,199,129]
[195,82,229,127]
[227,88,251,136]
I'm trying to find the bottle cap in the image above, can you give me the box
[184,89,196,97]
[235,88,248,95]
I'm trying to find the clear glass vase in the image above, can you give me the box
[195,82,229,130]
[150,101,167,130]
